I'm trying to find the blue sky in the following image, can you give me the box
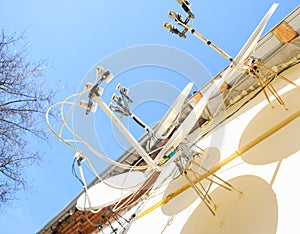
[0,1,299,233]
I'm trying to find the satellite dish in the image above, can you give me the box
[76,171,145,211]
[181,175,278,234]
[239,87,300,165]
[219,3,279,84]
[161,147,220,215]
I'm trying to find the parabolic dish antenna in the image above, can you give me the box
[76,171,145,211]
[181,175,278,234]
[161,147,220,216]
[239,86,300,165]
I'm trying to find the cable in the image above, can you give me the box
[71,157,84,186]
[46,94,150,171]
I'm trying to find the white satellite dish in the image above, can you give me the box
[181,175,278,234]
[153,82,194,139]
[76,171,145,211]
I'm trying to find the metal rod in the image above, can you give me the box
[270,159,282,186]
[191,26,233,62]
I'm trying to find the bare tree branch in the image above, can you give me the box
[0,28,56,207]
[0,98,38,107]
